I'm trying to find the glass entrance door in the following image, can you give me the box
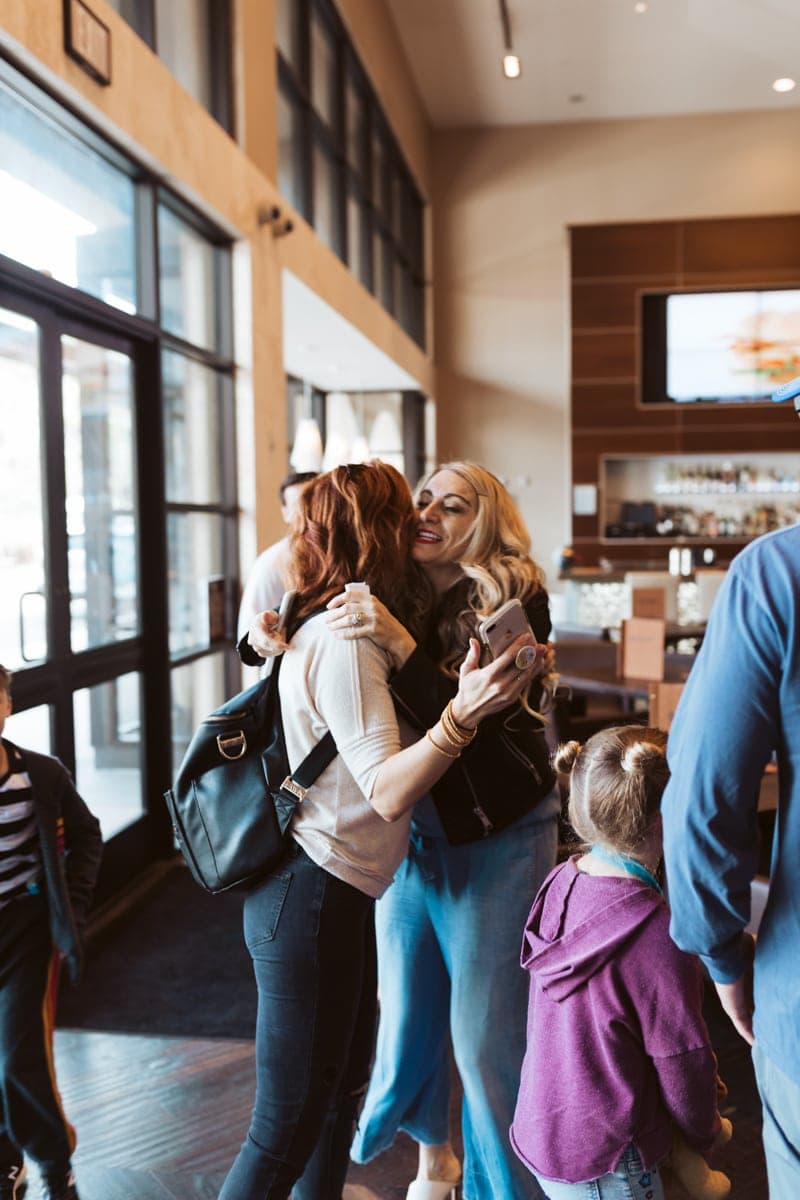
[0,290,167,891]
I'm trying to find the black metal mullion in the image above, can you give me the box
[0,253,159,344]
[215,245,234,360]
[160,329,235,373]
[134,337,173,851]
[38,318,74,770]
[402,391,426,485]
[311,387,327,448]
[208,0,234,133]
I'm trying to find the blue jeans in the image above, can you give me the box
[533,1146,664,1200]
[351,798,559,1200]
[218,842,377,1200]
[754,1040,800,1197]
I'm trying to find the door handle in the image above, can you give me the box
[18,589,46,663]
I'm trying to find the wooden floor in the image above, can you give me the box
[35,1028,767,1200]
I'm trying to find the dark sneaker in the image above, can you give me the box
[0,1160,26,1199]
[42,1167,78,1200]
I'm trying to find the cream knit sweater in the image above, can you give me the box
[278,612,413,898]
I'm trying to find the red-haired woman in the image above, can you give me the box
[218,462,537,1200]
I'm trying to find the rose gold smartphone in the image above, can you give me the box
[478,598,534,659]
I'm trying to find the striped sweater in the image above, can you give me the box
[0,742,42,906]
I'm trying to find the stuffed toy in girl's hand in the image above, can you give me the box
[666,1116,733,1200]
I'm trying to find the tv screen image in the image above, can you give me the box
[666,289,800,403]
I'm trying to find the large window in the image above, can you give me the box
[0,78,136,313]
[0,62,237,894]
[276,0,426,348]
[104,0,232,131]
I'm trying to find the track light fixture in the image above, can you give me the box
[498,0,521,79]
[258,203,294,238]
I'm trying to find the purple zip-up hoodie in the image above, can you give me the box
[510,857,721,1183]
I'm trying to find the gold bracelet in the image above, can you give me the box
[439,712,473,750]
[425,728,461,758]
[445,699,478,739]
[443,700,474,734]
[440,700,477,747]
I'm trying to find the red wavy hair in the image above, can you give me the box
[287,461,429,635]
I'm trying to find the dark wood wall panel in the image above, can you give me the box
[683,267,800,287]
[682,216,800,274]
[571,280,673,329]
[571,222,681,278]
[679,405,797,432]
[569,214,800,564]
[572,383,667,430]
[572,331,637,379]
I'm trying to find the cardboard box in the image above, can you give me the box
[631,587,666,620]
[648,681,685,730]
[618,617,665,681]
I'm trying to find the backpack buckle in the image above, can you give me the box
[217,731,247,760]
[280,776,308,802]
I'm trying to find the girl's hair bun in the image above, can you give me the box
[553,740,582,776]
[620,740,668,777]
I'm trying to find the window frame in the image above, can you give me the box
[275,0,426,347]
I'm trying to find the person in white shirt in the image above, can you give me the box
[219,462,540,1200]
[236,471,318,638]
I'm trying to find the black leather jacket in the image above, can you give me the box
[5,741,103,983]
[390,591,556,844]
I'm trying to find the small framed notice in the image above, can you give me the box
[617,617,665,682]
[572,484,597,516]
[64,0,111,86]
[631,587,666,621]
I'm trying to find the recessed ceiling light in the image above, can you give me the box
[568,93,586,104]
[773,77,797,93]
[502,53,521,79]
[634,2,647,12]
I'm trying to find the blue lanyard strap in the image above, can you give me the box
[589,844,663,895]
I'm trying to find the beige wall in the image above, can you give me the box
[432,107,800,588]
[0,0,434,558]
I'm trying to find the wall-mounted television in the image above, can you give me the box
[641,287,800,404]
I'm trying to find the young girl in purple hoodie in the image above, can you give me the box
[510,725,724,1200]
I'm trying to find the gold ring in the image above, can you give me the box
[515,645,537,670]
[351,611,363,627]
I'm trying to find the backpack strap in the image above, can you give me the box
[278,731,337,803]
[271,613,338,806]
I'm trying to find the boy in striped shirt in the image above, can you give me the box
[0,666,102,1200]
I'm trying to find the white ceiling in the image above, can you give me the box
[384,0,800,128]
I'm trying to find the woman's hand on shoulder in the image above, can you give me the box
[326,591,416,670]
[450,633,539,727]
[247,610,288,658]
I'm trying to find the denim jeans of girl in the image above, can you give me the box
[351,798,559,1200]
[218,841,377,1200]
[533,1145,664,1200]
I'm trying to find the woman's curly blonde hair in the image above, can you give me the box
[416,462,547,679]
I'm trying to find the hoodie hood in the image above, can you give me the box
[522,857,663,1001]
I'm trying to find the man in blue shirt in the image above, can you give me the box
[662,523,800,1197]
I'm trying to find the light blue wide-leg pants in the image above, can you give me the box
[352,797,559,1200]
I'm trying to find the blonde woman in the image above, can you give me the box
[329,463,559,1200]
[226,462,536,1200]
